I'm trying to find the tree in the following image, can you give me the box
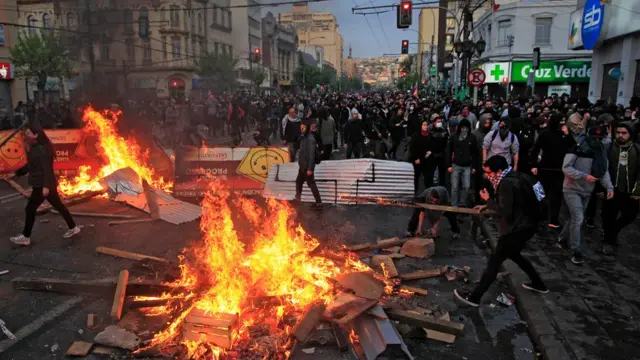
[294,64,322,90]
[196,52,239,92]
[396,72,421,92]
[247,68,267,89]
[10,32,73,105]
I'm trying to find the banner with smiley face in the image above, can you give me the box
[0,131,27,173]
[174,146,291,197]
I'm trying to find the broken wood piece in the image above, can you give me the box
[399,266,448,281]
[387,309,464,335]
[129,298,172,309]
[92,346,118,355]
[425,313,456,343]
[0,270,8,276]
[292,302,327,342]
[185,310,238,329]
[400,238,435,259]
[345,237,411,252]
[111,270,129,320]
[399,285,428,296]
[108,217,154,226]
[333,271,385,300]
[51,210,136,219]
[415,202,496,216]
[330,323,351,352]
[331,299,378,325]
[65,341,94,356]
[12,276,179,297]
[370,255,399,278]
[345,243,370,252]
[182,323,232,348]
[87,314,95,328]
[96,246,169,263]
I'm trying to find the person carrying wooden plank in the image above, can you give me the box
[405,186,459,239]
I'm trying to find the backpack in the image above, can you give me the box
[509,172,546,224]
[490,129,515,146]
[576,136,607,178]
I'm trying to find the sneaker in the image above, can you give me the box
[585,218,595,228]
[555,238,570,251]
[453,288,479,307]
[521,282,550,294]
[571,252,584,265]
[548,223,560,229]
[63,226,81,239]
[10,234,31,246]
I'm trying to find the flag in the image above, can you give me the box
[491,0,500,12]
[412,82,418,97]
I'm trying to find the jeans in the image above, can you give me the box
[469,228,544,303]
[295,168,322,203]
[287,143,298,162]
[451,164,472,207]
[322,144,333,161]
[560,192,591,252]
[24,187,76,237]
[601,192,639,246]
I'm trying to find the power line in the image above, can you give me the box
[367,0,391,53]
[352,0,386,53]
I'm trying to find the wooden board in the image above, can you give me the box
[333,271,385,300]
[399,266,447,281]
[65,341,94,356]
[92,346,118,355]
[87,314,95,328]
[386,309,464,335]
[12,276,178,296]
[370,255,399,278]
[110,270,129,320]
[415,202,496,216]
[292,302,327,342]
[183,323,231,338]
[399,285,428,296]
[182,327,232,349]
[96,246,169,263]
[185,310,238,329]
[332,299,378,325]
[346,238,411,252]
[400,238,435,259]
[425,313,456,343]
[108,217,154,226]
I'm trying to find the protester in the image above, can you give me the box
[425,115,449,187]
[447,119,478,207]
[405,186,459,238]
[8,124,81,246]
[344,108,365,159]
[318,107,336,161]
[282,107,301,162]
[483,117,519,170]
[409,120,432,195]
[295,122,322,208]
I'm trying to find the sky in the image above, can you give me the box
[262,0,422,59]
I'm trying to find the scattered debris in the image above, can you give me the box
[400,238,435,259]
[370,255,399,277]
[292,302,327,342]
[399,286,428,296]
[50,343,59,352]
[386,309,465,335]
[78,329,84,335]
[301,347,316,354]
[521,347,533,354]
[425,313,457,343]
[94,325,140,350]
[65,341,93,356]
[0,270,9,276]
[399,266,448,280]
[334,271,385,300]
[92,346,119,355]
[108,217,155,226]
[111,270,130,320]
[52,210,136,219]
[87,314,95,329]
[0,319,16,340]
[496,293,515,307]
[95,246,169,263]
[183,310,237,349]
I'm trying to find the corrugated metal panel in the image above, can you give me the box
[115,188,202,225]
[263,159,414,204]
[352,306,414,360]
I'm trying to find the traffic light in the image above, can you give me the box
[401,40,409,54]
[397,1,412,29]
[253,48,261,62]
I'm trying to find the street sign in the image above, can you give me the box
[467,68,486,87]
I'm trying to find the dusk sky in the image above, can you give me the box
[263,0,422,59]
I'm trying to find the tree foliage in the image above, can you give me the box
[10,32,73,104]
[246,68,267,88]
[396,72,421,92]
[196,52,239,92]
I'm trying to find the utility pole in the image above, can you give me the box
[429,34,434,95]
[460,0,472,98]
[84,0,95,81]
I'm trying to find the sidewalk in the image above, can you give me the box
[483,221,640,360]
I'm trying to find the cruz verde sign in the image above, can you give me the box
[510,61,592,83]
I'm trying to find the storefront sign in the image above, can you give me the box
[568,8,584,50]
[581,0,606,50]
[173,146,290,197]
[0,62,12,80]
[481,62,511,83]
[548,85,572,96]
[511,61,592,83]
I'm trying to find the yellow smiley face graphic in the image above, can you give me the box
[1,138,26,167]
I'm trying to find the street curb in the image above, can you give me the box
[479,220,574,360]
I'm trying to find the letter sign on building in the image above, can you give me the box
[581,0,605,50]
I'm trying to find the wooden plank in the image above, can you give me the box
[92,346,118,355]
[400,238,435,259]
[345,238,411,252]
[51,210,136,219]
[185,310,238,329]
[333,271,385,300]
[370,255,399,278]
[291,302,327,342]
[110,270,129,320]
[386,309,464,335]
[333,299,378,325]
[425,313,456,343]
[65,341,94,356]
[87,314,95,328]
[183,323,231,338]
[399,285,429,296]
[11,276,178,296]
[415,202,496,216]
[399,266,447,280]
[182,328,232,349]
[108,217,154,226]
[96,246,169,263]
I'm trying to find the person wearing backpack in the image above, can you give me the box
[295,122,322,208]
[482,117,519,171]
[558,121,614,265]
[454,155,548,308]
[601,122,640,254]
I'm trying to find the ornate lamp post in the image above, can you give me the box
[454,38,486,91]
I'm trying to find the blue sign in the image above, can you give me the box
[581,0,605,50]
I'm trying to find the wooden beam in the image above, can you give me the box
[399,266,447,281]
[36,190,105,215]
[386,309,464,335]
[345,238,413,252]
[51,210,136,219]
[399,285,428,296]
[12,276,179,296]
[415,202,496,216]
[95,246,169,263]
[108,217,154,226]
[110,270,129,320]
[291,302,327,342]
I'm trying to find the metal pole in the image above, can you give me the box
[84,0,95,80]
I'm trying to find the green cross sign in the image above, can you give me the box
[490,64,505,81]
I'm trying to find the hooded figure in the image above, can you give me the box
[483,117,520,169]
[343,108,365,159]
[446,118,479,207]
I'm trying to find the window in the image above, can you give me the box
[124,8,133,32]
[27,15,37,34]
[143,41,152,62]
[100,41,110,60]
[43,13,52,33]
[139,7,149,39]
[198,13,203,34]
[212,7,218,24]
[535,17,552,45]
[487,24,492,49]
[67,12,77,30]
[185,37,189,58]
[172,37,181,59]
[162,36,167,59]
[498,20,511,46]
[170,5,180,27]
[126,39,135,62]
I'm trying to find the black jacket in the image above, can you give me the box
[428,127,449,157]
[486,172,537,235]
[16,143,57,189]
[344,118,365,144]
[529,128,576,170]
[297,133,317,171]
[409,132,430,163]
[446,120,479,168]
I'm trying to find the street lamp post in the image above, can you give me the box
[453,38,485,98]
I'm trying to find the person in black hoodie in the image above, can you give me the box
[409,120,431,195]
[425,115,449,188]
[344,108,365,159]
[282,107,301,161]
[446,118,479,207]
[295,122,322,207]
[8,124,80,246]
[529,114,575,228]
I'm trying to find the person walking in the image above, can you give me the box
[447,118,479,207]
[282,107,301,162]
[8,124,81,246]
[295,122,322,208]
[482,117,519,170]
[318,107,335,161]
[408,120,431,195]
[344,109,365,159]
[454,155,548,307]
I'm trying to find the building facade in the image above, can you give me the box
[343,46,357,79]
[417,8,438,81]
[278,2,343,75]
[0,0,27,111]
[472,0,591,98]
[261,11,296,88]
[569,0,640,105]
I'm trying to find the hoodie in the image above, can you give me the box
[282,114,301,143]
[344,109,365,144]
[446,118,478,168]
[529,114,576,170]
[562,135,614,195]
[608,122,640,195]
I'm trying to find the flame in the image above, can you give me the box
[142,180,374,358]
[57,107,172,196]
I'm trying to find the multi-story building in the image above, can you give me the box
[261,11,296,88]
[278,2,343,75]
[0,0,27,110]
[568,0,640,105]
[417,8,438,81]
[343,46,357,79]
[472,0,591,98]
[231,0,263,86]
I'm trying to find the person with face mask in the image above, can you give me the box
[446,119,479,208]
[405,186,459,238]
[388,108,406,160]
[600,122,640,254]
[8,124,81,246]
[295,122,322,208]
[457,106,478,130]
[409,120,432,195]
[425,116,449,188]
[482,117,520,171]
[282,107,301,161]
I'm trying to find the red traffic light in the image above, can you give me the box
[254,48,260,54]
[402,1,411,10]
[402,40,408,46]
